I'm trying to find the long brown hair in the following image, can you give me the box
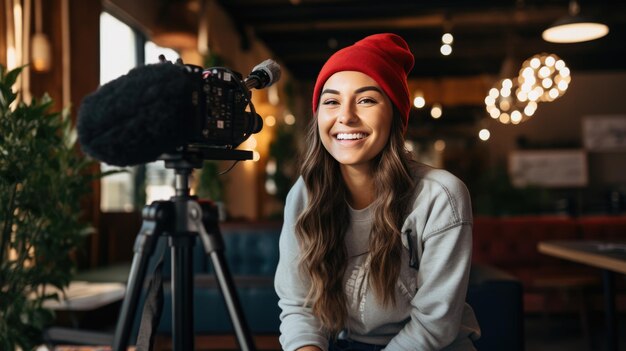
[295,111,415,335]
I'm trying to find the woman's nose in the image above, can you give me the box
[337,103,357,124]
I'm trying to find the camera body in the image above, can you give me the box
[184,64,262,149]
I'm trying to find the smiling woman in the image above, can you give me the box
[274,33,481,351]
[317,71,393,178]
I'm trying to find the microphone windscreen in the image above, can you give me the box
[251,59,281,88]
[78,63,197,166]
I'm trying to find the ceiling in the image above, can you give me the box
[215,0,626,82]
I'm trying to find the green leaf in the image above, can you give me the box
[3,66,23,87]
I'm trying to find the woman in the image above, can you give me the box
[274,33,481,351]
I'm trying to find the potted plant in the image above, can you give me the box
[0,65,99,350]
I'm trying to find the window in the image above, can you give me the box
[99,12,179,211]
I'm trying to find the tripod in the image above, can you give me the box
[112,148,257,351]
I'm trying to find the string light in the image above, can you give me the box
[440,44,452,56]
[430,103,443,119]
[517,53,571,103]
[440,32,453,56]
[440,14,454,57]
[284,113,296,125]
[479,129,491,141]
[485,78,530,125]
[265,115,276,127]
[265,159,277,175]
[484,52,570,127]
[265,179,277,194]
[413,90,425,108]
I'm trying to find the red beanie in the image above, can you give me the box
[312,33,415,129]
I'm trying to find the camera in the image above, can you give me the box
[77,57,280,167]
[182,64,263,149]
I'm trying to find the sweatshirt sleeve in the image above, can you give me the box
[385,172,474,351]
[274,178,329,351]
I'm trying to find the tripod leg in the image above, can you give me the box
[194,201,256,351]
[169,234,195,351]
[209,250,257,351]
[112,201,173,351]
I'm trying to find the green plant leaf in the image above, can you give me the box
[3,66,24,87]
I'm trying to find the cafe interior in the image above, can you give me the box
[1,0,626,350]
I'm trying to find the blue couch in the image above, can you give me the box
[144,221,282,336]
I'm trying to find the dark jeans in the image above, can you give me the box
[329,339,386,351]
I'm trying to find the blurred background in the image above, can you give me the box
[2,0,626,350]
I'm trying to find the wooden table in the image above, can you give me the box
[538,240,626,351]
[42,281,126,312]
[37,282,126,347]
[37,281,125,331]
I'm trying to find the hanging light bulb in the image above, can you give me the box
[440,32,453,56]
[265,115,276,127]
[413,90,426,108]
[440,44,452,56]
[31,0,52,72]
[31,33,52,72]
[479,129,491,141]
[284,113,296,125]
[431,103,443,119]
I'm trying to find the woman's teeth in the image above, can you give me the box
[336,133,366,140]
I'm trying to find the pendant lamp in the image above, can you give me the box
[542,0,609,43]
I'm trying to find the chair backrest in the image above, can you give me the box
[215,223,281,276]
[467,263,525,351]
[147,221,282,278]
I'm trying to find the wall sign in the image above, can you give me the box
[509,150,588,188]
[583,115,626,152]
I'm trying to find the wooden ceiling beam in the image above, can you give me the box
[251,7,566,32]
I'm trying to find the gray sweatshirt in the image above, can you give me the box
[274,163,481,351]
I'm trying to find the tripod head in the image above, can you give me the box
[159,145,253,197]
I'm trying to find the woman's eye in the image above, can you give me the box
[322,99,339,105]
[358,97,376,104]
